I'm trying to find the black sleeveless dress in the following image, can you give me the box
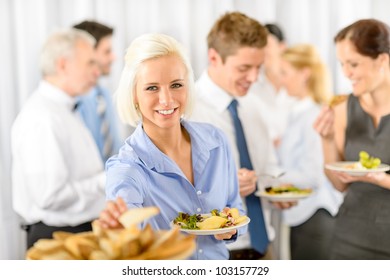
[330,95,390,259]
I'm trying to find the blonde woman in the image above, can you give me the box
[277,44,343,259]
[97,33,245,260]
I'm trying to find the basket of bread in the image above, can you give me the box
[26,207,196,260]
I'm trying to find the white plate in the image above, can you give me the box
[256,191,312,202]
[171,215,250,236]
[325,161,390,176]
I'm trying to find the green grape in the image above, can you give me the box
[359,151,381,169]
[359,151,369,160]
[372,158,381,168]
[359,158,368,168]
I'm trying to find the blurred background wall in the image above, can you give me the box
[1,0,389,259]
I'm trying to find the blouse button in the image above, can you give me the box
[197,208,201,212]
[197,190,202,195]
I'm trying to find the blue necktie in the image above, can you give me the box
[96,87,113,162]
[227,99,269,254]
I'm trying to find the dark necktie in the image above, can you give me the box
[227,99,269,254]
[72,102,79,112]
[96,87,113,162]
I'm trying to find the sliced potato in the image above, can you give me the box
[99,237,121,259]
[148,227,180,251]
[39,250,75,260]
[33,239,64,253]
[143,234,195,260]
[197,216,227,230]
[138,224,155,249]
[52,231,73,241]
[235,215,248,225]
[64,235,98,259]
[89,250,110,260]
[228,208,240,219]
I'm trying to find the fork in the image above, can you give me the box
[257,171,286,179]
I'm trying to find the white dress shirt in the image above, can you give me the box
[277,97,343,226]
[250,71,297,142]
[191,71,283,250]
[12,80,106,226]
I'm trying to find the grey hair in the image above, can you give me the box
[39,28,96,76]
[114,33,195,127]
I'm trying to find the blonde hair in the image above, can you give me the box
[115,33,195,127]
[281,44,332,104]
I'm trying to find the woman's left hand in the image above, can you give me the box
[333,170,386,185]
[214,229,237,240]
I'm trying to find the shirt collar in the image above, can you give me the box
[197,71,235,113]
[39,80,78,111]
[129,120,219,172]
[290,96,316,117]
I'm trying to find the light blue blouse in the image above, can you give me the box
[105,120,246,259]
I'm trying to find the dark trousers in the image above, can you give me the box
[229,245,273,260]
[24,221,93,249]
[229,248,264,260]
[290,208,336,260]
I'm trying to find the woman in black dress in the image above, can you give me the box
[314,19,390,259]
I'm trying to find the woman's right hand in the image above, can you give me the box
[271,200,298,210]
[98,197,128,229]
[313,106,335,140]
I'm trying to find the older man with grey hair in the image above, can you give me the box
[11,28,104,249]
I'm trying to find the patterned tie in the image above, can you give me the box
[227,99,269,254]
[96,88,113,162]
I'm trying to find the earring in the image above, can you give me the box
[134,103,139,110]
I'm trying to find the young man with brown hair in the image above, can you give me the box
[191,12,286,260]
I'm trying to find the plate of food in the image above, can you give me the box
[172,208,250,236]
[325,151,390,176]
[256,184,313,202]
[325,162,390,176]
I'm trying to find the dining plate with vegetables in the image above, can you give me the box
[172,208,250,235]
[325,151,389,176]
[256,184,313,202]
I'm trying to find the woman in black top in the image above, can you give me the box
[314,19,390,259]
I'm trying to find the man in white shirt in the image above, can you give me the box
[11,29,105,249]
[191,12,286,260]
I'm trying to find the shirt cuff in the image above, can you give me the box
[97,171,106,191]
[223,232,238,243]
